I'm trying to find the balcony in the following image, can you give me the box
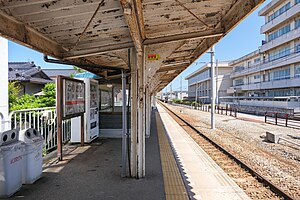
[231,51,300,78]
[261,28,300,53]
[261,3,300,34]
[237,76,300,91]
[259,0,282,16]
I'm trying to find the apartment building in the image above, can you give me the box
[228,0,300,110]
[186,61,232,104]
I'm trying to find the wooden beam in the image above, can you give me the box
[222,0,264,33]
[190,37,220,61]
[133,0,146,40]
[157,64,188,73]
[143,28,224,45]
[63,42,134,59]
[0,11,63,59]
[120,0,143,52]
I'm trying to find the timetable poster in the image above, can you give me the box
[63,79,85,118]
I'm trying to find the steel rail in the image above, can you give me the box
[159,101,295,200]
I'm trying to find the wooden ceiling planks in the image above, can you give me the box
[0,0,264,93]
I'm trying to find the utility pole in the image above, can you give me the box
[180,76,182,100]
[216,59,219,105]
[195,83,198,103]
[170,83,172,100]
[210,46,216,129]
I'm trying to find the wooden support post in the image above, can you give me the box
[234,109,237,118]
[130,48,138,178]
[130,48,145,178]
[56,76,63,161]
[145,86,151,138]
[121,70,127,177]
[285,114,288,127]
[275,113,278,125]
[138,50,145,178]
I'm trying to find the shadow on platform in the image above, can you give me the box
[9,114,165,200]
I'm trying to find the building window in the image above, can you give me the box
[295,65,300,77]
[254,75,260,79]
[268,24,291,42]
[268,2,291,22]
[254,58,261,63]
[234,79,244,86]
[188,69,210,85]
[234,66,245,72]
[268,46,291,61]
[295,42,300,53]
[272,68,290,80]
[296,18,300,29]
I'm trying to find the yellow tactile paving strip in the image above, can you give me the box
[155,112,189,200]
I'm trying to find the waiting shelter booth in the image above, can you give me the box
[99,81,131,138]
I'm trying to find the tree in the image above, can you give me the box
[37,83,56,107]
[9,82,56,112]
[8,82,22,112]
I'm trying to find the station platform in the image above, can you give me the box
[157,104,251,200]
[7,106,250,200]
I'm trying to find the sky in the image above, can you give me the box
[7,0,270,87]
[165,0,270,92]
[8,42,73,69]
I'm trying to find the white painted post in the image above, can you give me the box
[153,95,157,108]
[210,46,216,129]
[138,50,145,178]
[121,70,127,177]
[0,37,9,131]
[145,87,151,138]
[130,48,146,178]
[130,48,138,177]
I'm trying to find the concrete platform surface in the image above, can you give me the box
[157,104,251,200]
[8,113,165,200]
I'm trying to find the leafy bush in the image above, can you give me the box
[172,99,182,103]
[9,82,56,112]
[8,81,22,111]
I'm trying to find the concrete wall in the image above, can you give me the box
[19,82,44,95]
[239,99,300,109]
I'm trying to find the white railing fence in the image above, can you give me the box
[9,107,71,151]
[0,112,5,132]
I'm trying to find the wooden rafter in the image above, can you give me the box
[0,11,64,59]
[120,0,143,52]
[144,28,224,45]
[63,42,134,59]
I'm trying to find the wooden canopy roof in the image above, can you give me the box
[0,0,264,93]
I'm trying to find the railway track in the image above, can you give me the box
[159,101,295,200]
